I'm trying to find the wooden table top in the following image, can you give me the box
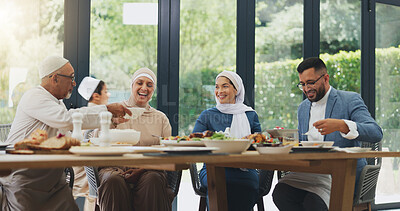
[0,150,399,170]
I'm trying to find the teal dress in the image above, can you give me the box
[193,107,261,211]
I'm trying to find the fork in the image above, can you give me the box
[302,127,315,136]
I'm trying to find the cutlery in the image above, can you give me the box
[152,134,162,139]
[302,127,315,136]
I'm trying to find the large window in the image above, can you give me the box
[254,0,303,130]
[320,0,361,94]
[178,0,237,135]
[375,2,400,205]
[90,0,158,105]
[0,0,64,124]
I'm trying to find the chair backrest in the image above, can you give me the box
[0,124,12,142]
[84,166,100,198]
[166,170,183,197]
[353,141,382,206]
[189,163,207,197]
[189,163,275,200]
[361,141,382,165]
[258,169,274,198]
[65,167,75,188]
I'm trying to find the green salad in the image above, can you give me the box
[203,132,232,140]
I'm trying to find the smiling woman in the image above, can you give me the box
[96,67,174,211]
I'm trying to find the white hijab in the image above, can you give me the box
[215,71,254,138]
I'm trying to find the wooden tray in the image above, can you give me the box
[6,149,71,154]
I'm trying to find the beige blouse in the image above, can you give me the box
[116,101,172,146]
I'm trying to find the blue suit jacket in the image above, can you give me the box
[298,87,383,181]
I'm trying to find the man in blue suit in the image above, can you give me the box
[272,57,383,211]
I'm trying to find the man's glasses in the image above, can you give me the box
[296,74,325,91]
[50,74,75,82]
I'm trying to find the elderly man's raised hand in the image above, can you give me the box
[106,103,132,119]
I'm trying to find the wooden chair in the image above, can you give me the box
[189,163,274,211]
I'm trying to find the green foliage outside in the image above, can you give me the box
[376,46,400,168]
[178,46,400,169]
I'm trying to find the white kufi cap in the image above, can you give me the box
[78,77,101,101]
[39,56,69,79]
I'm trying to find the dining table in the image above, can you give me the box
[0,148,399,211]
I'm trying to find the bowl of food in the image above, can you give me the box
[300,141,334,147]
[108,129,141,145]
[124,107,146,119]
[265,128,299,146]
[253,143,293,154]
[202,139,251,154]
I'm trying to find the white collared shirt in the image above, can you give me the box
[308,86,359,141]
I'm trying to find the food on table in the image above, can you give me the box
[28,136,81,150]
[243,133,267,144]
[244,132,283,147]
[203,131,234,140]
[14,129,48,149]
[29,129,48,143]
[113,142,130,145]
[163,130,215,142]
[14,129,80,150]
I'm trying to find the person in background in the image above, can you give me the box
[97,67,174,211]
[1,56,130,211]
[192,70,261,211]
[272,57,383,210]
[73,76,110,211]
[78,77,110,106]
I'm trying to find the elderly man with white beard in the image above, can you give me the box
[1,56,131,211]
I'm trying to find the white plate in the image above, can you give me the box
[202,139,251,154]
[160,139,205,147]
[331,147,371,153]
[160,147,219,154]
[123,146,163,153]
[300,141,334,147]
[0,143,10,149]
[69,146,133,156]
[111,144,133,147]
[254,144,293,154]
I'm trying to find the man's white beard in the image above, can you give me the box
[65,92,72,99]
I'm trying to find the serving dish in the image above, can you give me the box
[202,139,251,154]
[253,144,293,154]
[108,129,141,145]
[160,139,205,147]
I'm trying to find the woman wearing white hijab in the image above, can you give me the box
[97,68,174,211]
[193,70,261,211]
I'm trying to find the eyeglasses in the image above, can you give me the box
[50,74,75,82]
[296,74,325,91]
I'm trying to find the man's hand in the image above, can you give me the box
[106,103,132,118]
[111,117,129,127]
[313,119,350,135]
